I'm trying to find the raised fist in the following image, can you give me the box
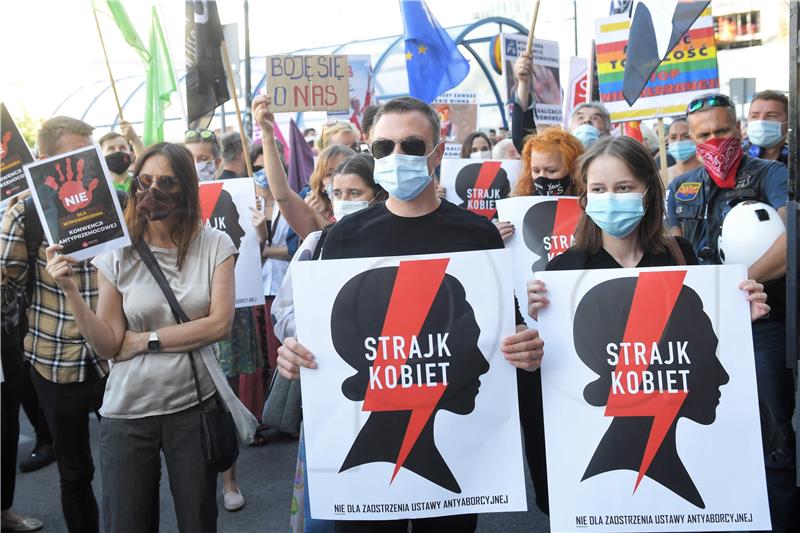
[44,157,99,213]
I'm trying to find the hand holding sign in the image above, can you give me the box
[45,244,79,293]
[252,95,276,136]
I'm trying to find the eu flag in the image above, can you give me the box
[400,0,469,103]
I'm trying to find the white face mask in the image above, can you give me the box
[195,160,216,181]
[469,150,492,160]
[333,199,370,221]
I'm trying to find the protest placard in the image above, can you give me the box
[496,196,582,329]
[266,55,350,113]
[536,265,770,532]
[199,178,265,308]
[595,7,719,122]
[293,249,526,520]
[1,102,35,202]
[501,34,562,125]
[440,159,520,219]
[564,57,589,127]
[23,144,130,261]
[327,55,375,131]
[431,92,478,159]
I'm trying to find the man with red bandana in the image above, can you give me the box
[665,93,796,533]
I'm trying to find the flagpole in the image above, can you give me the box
[525,0,541,53]
[221,39,254,177]
[586,39,596,103]
[657,114,669,185]
[92,5,125,123]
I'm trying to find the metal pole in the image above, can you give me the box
[573,0,578,56]
[244,0,252,138]
[785,0,799,485]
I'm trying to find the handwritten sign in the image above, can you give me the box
[266,55,350,113]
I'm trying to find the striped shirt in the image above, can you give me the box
[0,201,108,383]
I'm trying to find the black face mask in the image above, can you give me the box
[533,175,572,196]
[105,151,132,175]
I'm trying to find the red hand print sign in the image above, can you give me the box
[44,157,99,213]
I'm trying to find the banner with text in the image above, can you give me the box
[266,55,350,112]
[23,145,130,261]
[501,34,562,125]
[294,249,526,520]
[496,196,581,329]
[327,55,375,131]
[199,178,265,308]
[432,92,478,159]
[536,265,770,532]
[595,8,719,122]
[564,58,589,128]
[441,159,521,220]
[1,102,34,202]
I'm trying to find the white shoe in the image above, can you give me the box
[223,489,245,512]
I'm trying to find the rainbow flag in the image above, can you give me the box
[594,7,718,122]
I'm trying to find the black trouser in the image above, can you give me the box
[21,360,51,446]
[517,367,549,514]
[31,366,106,533]
[0,325,25,511]
[335,514,478,532]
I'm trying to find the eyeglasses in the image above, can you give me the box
[135,174,180,191]
[185,129,217,143]
[369,137,430,159]
[687,94,734,115]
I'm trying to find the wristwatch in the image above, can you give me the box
[147,331,160,352]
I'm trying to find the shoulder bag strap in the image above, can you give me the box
[134,239,203,404]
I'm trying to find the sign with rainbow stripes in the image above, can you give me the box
[594,7,719,122]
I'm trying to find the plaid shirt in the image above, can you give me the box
[0,201,108,383]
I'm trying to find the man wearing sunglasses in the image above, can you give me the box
[666,93,796,531]
[265,95,543,533]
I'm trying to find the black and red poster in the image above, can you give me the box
[198,178,264,307]
[440,159,520,219]
[536,265,770,532]
[293,249,526,520]
[496,196,582,328]
[23,144,130,260]
[1,102,34,202]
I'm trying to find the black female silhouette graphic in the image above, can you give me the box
[574,273,728,508]
[331,259,489,493]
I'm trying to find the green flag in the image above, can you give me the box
[93,0,149,62]
[143,6,177,146]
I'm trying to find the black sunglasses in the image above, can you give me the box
[135,174,180,191]
[185,129,217,142]
[369,137,430,159]
[687,94,734,115]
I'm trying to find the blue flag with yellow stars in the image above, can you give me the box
[400,0,469,103]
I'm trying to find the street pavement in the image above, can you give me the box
[13,415,550,532]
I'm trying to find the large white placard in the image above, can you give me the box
[496,196,582,329]
[293,249,526,520]
[198,178,265,308]
[440,159,521,220]
[536,265,770,532]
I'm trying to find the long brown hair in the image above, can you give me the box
[516,126,584,196]
[573,136,668,255]
[125,142,201,270]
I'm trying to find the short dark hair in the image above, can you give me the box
[374,96,441,144]
[249,143,263,165]
[333,153,384,199]
[360,105,380,138]
[98,131,127,150]
[460,131,492,159]
[221,132,247,162]
[303,128,317,137]
[751,90,788,116]
[573,136,668,255]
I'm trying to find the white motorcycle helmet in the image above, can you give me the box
[718,201,785,267]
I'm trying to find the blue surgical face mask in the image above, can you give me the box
[585,192,645,239]
[373,152,433,201]
[572,124,601,147]
[746,120,784,148]
[667,139,697,162]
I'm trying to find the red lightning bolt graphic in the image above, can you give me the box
[604,270,688,492]
[468,161,503,219]
[549,198,582,257]
[361,258,450,483]
[198,182,225,223]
